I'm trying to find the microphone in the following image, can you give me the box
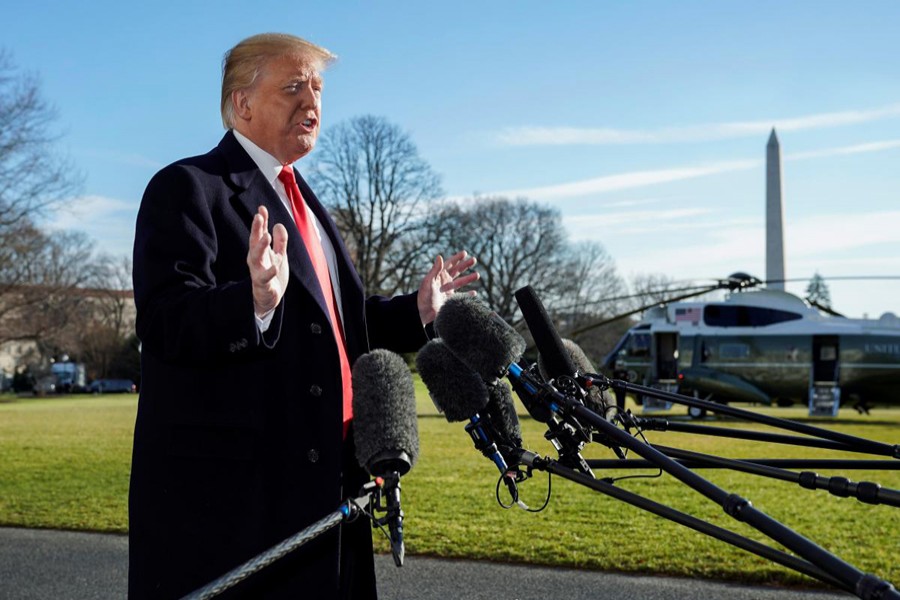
[485,379,523,450]
[351,349,419,566]
[433,295,526,381]
[431,295,596,474]
[514,286,625,461]
[514,286,577,381]
[538,338,610,416]
[415,338,489,422]
[432,296,553,423]
[416,339,522,495]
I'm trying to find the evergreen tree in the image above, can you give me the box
[805,272,832,308]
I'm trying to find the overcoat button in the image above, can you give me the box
[307,449,319,463]
[310,385,323,397]
[310,323,322,334]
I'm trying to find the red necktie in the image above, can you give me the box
[278,165,353,439]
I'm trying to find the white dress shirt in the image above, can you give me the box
[232,129,345,332]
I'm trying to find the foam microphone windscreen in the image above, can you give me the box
[433,296,527,380]
[415,339,489,422]
[352,349,419,476]
[485,380,522,448]
[538,338,609,415]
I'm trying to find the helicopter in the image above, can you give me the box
[598,273,900,418]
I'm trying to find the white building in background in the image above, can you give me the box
[0,287,136,386]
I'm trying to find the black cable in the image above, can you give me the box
[603,420,663,484]
[496,473,519,509]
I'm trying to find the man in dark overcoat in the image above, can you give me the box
[129,33,477,599]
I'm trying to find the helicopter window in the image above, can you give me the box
[719,343,751,359]
[703,305,802,327]
[627,333,651,357]
[820,346,837,361]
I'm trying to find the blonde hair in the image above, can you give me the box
[221,33,336,129]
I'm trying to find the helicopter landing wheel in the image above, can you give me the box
[687,392,713,419]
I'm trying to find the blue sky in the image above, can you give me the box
[3,1,899,317]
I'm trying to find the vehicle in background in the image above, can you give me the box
[33,376,57,396]
[51,360,87,393]
[88,379,137,394]
[603,277,900,418]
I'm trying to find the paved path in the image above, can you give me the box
[0,527,852,599]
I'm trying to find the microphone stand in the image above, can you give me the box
[633,417,895,455]
[180,478,394,600]
[515,449,849,593]
[600,377,900,459]
[585,446,900,508]
[584,380,900,506]
[507,365,900,599]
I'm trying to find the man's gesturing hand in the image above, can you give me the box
[247,205,289,317]
[417,250,479,326]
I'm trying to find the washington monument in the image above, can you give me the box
[766,128,785,290]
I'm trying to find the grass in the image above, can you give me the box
[1,388,898,589]
[0,395,135,531]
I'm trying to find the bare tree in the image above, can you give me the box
[0,50,82,228]
[309,115,442,295]
[533,240,628,366]
[74,256,137,379]
[424,196,624,326]
[91,255,135,337]
[0,227,104,348]
[425,197,566,321]
[557,241,627,325]
[0,50,91,357]
[629,273,685,307]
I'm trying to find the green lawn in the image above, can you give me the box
[1,389,898,589]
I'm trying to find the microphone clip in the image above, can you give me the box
[368,472,405,567]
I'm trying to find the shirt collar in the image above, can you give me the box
[231,128,290,187]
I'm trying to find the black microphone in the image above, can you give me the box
[514,285,578,381]
[415,338,489,421]
[430,294,577,426]
[485,379,523,450]
[416,339,516,472]
[351,349,419,566]
[514,286,624,461]
[538,338,610,416]
[433,295,526,381]
[431,296,556,423]
[431,295,596,474]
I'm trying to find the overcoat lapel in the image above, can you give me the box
[216,132,333,325]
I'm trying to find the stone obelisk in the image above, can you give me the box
[766,128,785,290]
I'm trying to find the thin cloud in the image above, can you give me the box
[786,139,900,161]
[79,148,164,169]
[496,159,760,201]
[45,195,138,257]
[566,214,757,237]
[46,195,135,229]
[489,136,900,202]
[565,207,713,230]
[787,210,900,255]
[496,103,900,146]
[602,197,668,209]
[608,210,900,282]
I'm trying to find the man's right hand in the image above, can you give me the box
[247,205,289,316]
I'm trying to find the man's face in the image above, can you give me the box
[239,53,323,164]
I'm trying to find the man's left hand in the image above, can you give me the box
[417,250,480,325]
